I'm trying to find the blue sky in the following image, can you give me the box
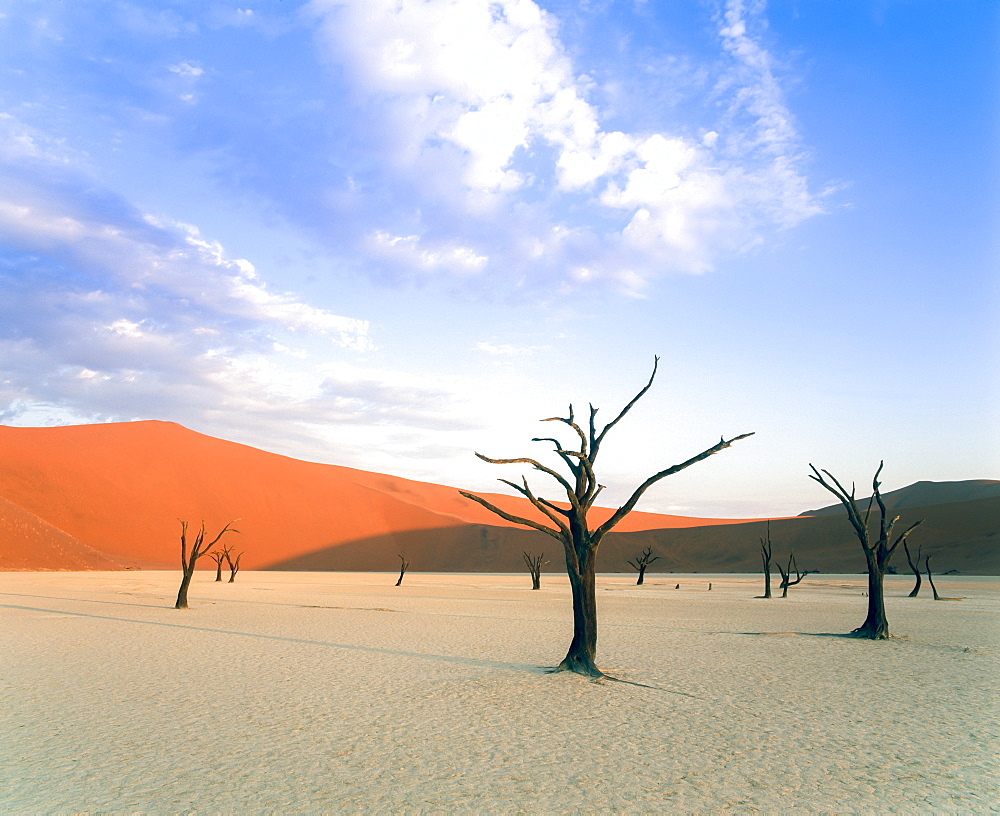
[0,0,996,518]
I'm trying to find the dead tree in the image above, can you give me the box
[225,550,243,583]
[925,555,941,600]
[903,539,923,597]
[395,554,409,587]
[759,520,773,599]
[923,556,961,601]
[208,549,227,582]
[626,546,660,585]
[523,551,549,590]
[175,520,239,609]
[809,462,922,638]
[774,551,805,598]
[460,357,753,677]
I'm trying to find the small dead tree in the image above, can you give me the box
[523,551,549,590]
[460,357,753,677]
[626,546,660,585]
[225,549,243,583]
[175,520,239,609]
[925,555,941,600]
[759,520,773,599]
[208,548,227,582]
[903,538,923,597]
[808,462,922,638]
[923,556,962,601]
[395,554,409,587]
[774,551,805,598]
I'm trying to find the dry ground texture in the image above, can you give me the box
[2,571,998,813]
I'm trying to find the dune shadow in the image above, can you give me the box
[0,602,546,674]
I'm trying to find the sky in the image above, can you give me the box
[0,0,997,519]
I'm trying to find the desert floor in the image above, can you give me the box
[2,570,998,814]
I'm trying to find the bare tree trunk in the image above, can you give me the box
[523,551,548,589]
[558,547,600,676]
[175,520,239,610]
[760,522,773,599]
[226,551,242,583]
[809,463,921,640]
[627,546,659,586]
[853,550,890,638]
[395,554,409,587]
[925,555,941,601]
[904,539,922,597]
[175,569,195,610]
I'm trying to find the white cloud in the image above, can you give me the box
[0,155,372,352]
[310,0,821,286]
[310,0,599,196]
[367,231,488,275]
[168,61,203,78]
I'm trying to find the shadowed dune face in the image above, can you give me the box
[1,421,996,573]
[0,421,761,572]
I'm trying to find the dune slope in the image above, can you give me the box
[0,421,757,571]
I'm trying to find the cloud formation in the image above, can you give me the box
[309,0,820,289]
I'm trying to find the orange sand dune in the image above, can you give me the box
[0,421,759,571]
[0,496,123,571]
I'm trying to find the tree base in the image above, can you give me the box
[848,624,892,640]
[555,653,606,678]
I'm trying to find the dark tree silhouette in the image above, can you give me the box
[395,554,409,587]
[808,462,922,638]
[759,520,773,599]
[923,557,961,600]
[774,551,805,598]
[903,538,923,597]
[523,551,549,590]
[626,546,660,585]
[225,549,243,583]
[925,555,941,600]
[460,357,753,677]
[175,520,239,609]
[208,548,227,582]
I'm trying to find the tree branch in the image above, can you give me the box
[458,490,564,542]
[592,356,659,459]
[593,431,754,541]
[887,519,923,559]
[808,465,869,547]
[498,478,571,538]
[474,452,578,506]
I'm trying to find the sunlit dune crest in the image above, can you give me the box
[0,420,763,572]
[0,421,996,574]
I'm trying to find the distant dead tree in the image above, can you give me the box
[208,548,227,582]
[395,554,409,587]
[774,552,806,598]
[925,555,941,600]
[903,538,923,597]
[523,551,549,590]
[809,462,922,638]
[626,546,660,585]
[923,555,961,601]
[175,520,239,609]
[225,549,243,583]
[460,357,753,677]
[759,520,773,599]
